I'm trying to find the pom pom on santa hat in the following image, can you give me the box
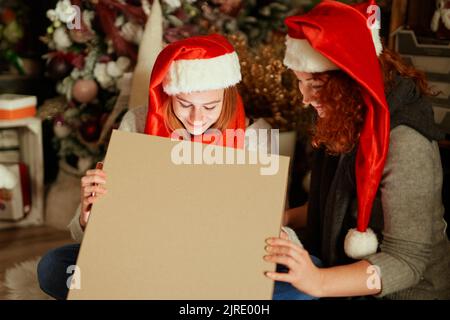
[283,0,391,259]
[344,228,379,259]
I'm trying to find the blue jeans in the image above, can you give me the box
[37,244,321,300]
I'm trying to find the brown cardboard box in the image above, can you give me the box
[68,130,290,299]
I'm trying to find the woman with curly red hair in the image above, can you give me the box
[265,0,450,299]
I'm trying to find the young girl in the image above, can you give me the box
[37,34,312,300]
[265,1,450,299]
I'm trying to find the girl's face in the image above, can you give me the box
[172,89,224,135]
[294,71,327,118]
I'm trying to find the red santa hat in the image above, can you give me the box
[144,34,246,146]
[283,0,390,259]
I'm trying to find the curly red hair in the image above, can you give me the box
[310,47,434,155]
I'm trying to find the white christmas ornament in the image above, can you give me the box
[106,61,123,78]
[0,164,18,189]
[105,57,131,78]
[120,21,144,45]
[93,56,131,90]
[53,27,72,50]
[53,123,71,138]
[94,63,114,89]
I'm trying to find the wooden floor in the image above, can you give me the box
[0,225,72,299]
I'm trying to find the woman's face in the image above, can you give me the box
[294,71,327,118]
[172,89,224,135]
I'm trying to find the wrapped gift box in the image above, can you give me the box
[0,117,44,228]
[0,94,36,120]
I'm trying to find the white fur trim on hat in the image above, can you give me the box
[162,51,241,95]
[283,35,339,73]
[344,228,378,259]
[371,27,383,56]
